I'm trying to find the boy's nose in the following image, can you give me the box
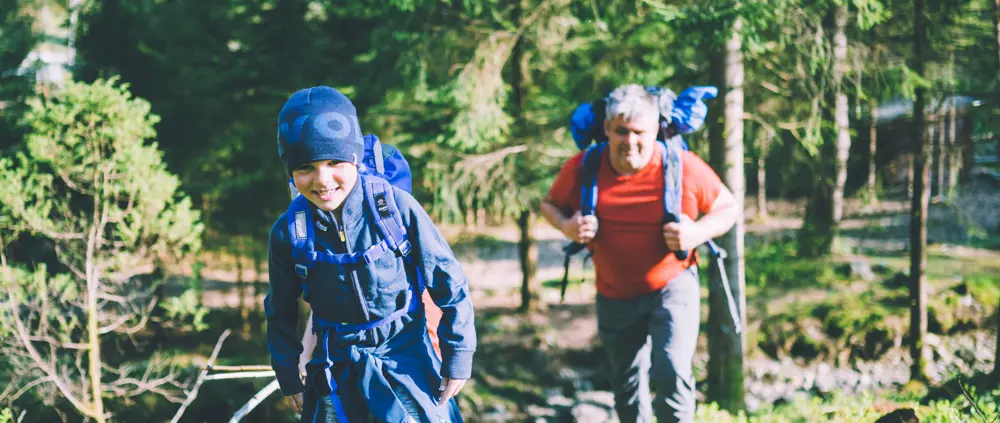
[316,165,337,181]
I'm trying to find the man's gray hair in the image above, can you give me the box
[605,84,660,122]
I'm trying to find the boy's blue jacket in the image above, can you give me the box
[265,179,477,397]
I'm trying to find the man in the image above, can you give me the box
[540,83,740,423]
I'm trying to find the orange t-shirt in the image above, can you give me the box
[547,143,722,300]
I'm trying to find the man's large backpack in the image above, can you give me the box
[560,86,726,301]
[286,134,443,355]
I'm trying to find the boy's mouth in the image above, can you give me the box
[315,186,339,200]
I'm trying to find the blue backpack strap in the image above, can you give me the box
[286,195,315,281]
[560,142,606,302]
[308,175,423,334]
[361,174,413,260]
[660,139,690,260]
[579,142,606,218]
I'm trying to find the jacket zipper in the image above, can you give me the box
[330,213,371,321]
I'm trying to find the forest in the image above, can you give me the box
[1,0,999,421]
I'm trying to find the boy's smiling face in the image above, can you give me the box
[291,160,358,211]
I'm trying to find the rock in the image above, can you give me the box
[849,260,876,282]
[547,395,574,408]
[526,404,557,419]
[481,403,512,422]
[873,408,919,423]
[575,391,615,409]
[571,403,614,423]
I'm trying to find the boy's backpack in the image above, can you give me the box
[284,134,423,332]
[559,86,719,301]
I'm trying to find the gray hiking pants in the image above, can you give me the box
[596,266,700,423]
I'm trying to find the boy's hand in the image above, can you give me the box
[285,392,303,414]
[438,377,467,404]
[560,211,598,243]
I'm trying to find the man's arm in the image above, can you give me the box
[692,184,741,243]
[663,183,741,252]
[541,200,595,244]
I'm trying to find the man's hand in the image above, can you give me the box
[560,211,599,244]
[438,377,467,404]
[662,215,704,251]
[285,392,304,414]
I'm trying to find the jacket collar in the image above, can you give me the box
[312,177,365,229]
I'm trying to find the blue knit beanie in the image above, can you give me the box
[277,86,364,174]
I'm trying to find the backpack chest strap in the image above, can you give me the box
[292,239,394,266]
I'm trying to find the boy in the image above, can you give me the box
[265,85,476,422]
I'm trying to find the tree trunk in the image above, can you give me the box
[909,0,930,383]
[831,4,850,224]
[756,130,768,219]
[908,154,915,200]
[928,119,938,199]
[947,99,959,198]
[518,210,539,313]
[511,0,539,313]
[994,297,1000,380]
[706,17,746,414]
[993,0,1000,72]
[237,238,250,337]
[992,0,1000,373]
[937,106,947,200]
[798,5,849,257]
[868,100,879,204]
[86,234,105,422]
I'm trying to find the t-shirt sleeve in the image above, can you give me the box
[546,152,586,214]
[682,151,723,214]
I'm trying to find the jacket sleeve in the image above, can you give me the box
[264,216,306,395]
[396,188,477,380]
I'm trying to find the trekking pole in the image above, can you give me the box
[705,240,742,335]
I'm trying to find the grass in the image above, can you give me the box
[695,384,1000,423]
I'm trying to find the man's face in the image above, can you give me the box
[604,112,659,174]
[291,160,359,211]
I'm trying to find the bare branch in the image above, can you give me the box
[26,335,90,350]
[106,374,185,404]
[170,329,232,423]
[53,243,88,281]
[458,145,528,169]
[203,371,275,381]
[229,380,280,423]
[8,375,55,403]
[209,365,273,372]
[957,379,991,423]
[5,284,94,417]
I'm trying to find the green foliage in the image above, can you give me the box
[0,408,11,423]
[161,288,209,332]
[962,274,1000,309]
[745,240,840,291]
[1,77,202,266]
[695,386,1000,422]
[0,78,204,416]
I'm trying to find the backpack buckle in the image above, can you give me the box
[396,240,412,257]
[294,264,308,278]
